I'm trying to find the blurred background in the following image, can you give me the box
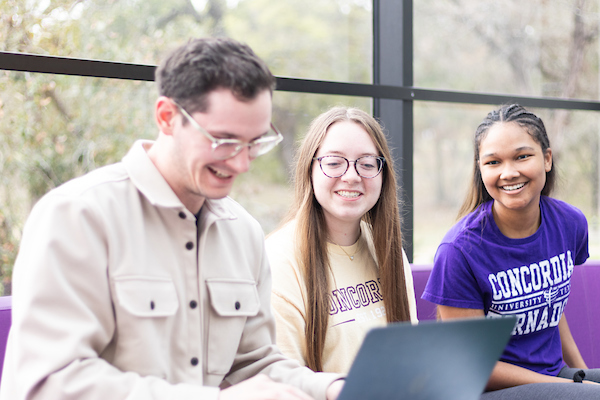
[1,0,600,296]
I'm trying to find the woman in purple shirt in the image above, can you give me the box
[423,104,600,399]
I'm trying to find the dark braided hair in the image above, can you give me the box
[457,104,555,218]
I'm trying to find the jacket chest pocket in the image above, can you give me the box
[113,276,179,376]
[115,277,179,317]
[206,279,260,375]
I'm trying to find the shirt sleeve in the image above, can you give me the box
[264,229,310,367]
[421,242,486,310]
[575,210,589,266]
[271,292,309,367]
[1,193,216,400]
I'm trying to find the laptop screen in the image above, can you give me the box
[338,317,515,400]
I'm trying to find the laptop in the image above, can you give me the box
[337,317,516,400]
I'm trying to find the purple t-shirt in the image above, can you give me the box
[422,196,588,376]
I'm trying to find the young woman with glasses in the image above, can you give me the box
[265,107,418,373]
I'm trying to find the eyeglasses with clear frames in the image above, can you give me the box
[313,155,386,179]
[173,100,283,160]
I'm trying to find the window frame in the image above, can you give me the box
[2,0,600,261]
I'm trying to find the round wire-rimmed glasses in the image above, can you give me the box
[173,100,283,160]
[313,155,386,179]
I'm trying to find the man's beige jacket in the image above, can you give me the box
[0,140,338,400]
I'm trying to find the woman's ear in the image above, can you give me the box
[155,96,178,136]
[544,148,553,172]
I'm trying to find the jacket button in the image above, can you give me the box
[189,300,198,309]
[185,241,194,250]
[150,301,155,310]
[178,211,186,219]
[190,357,199,366]
[235,301,241,310]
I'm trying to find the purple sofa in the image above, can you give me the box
[0,295,11,380]
[0,261,598,382]
[412,260,600,368]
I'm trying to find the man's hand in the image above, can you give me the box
[219,375,314,400]
[326,379,344,400]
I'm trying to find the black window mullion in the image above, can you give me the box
[373,0,415,261]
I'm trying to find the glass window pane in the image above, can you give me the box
[414,0,600,100]
[0,69,371,295]
[231,91,372,234]
[414,102,600,263]
[4,0,372,83]
[0,71,157,296]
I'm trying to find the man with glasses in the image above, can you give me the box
[1,38,342,400]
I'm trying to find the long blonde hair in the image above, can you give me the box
[283,107,410,371]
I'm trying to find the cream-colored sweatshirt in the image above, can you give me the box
[266,220,418,374]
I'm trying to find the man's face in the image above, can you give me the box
[165,88,273,213]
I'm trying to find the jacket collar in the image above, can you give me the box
[203,198,237,221]
[123,140,237,221]
[123,140,183,209]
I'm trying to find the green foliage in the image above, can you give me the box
[3,0,600,280]
[0,0,373,293]
[412,0,600,261]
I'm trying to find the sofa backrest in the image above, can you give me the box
[0,296,12,380]
[411,261,600,368]
[0,261,597,379]
[563,260,600,368]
